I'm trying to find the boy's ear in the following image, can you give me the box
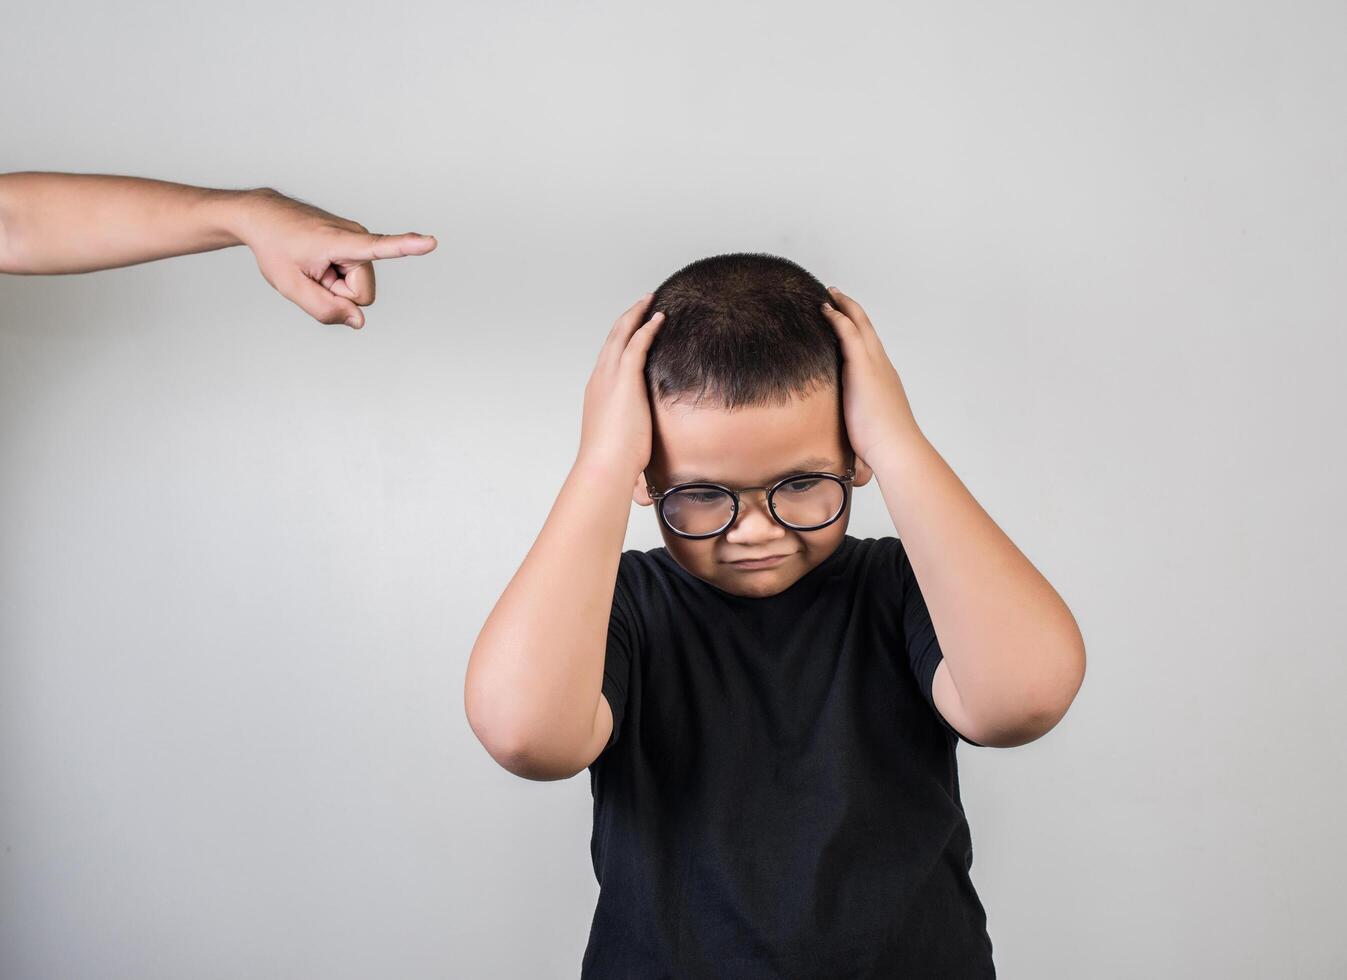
[851,454,876,489]
[633,472,655,507]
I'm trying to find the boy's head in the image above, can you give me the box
[633,253,875,598]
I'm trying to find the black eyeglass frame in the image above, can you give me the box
[646,466,857,540]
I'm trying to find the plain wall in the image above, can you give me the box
[2,1,1344,977]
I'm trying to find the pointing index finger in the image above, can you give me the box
[335,232,438,263]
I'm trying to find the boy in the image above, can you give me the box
[465,254,1086,977]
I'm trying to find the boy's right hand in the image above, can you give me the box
[577,294,665,478]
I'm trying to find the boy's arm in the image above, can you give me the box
[822,288,1086,748]
[0,172,435,328]
[464,295,665,780]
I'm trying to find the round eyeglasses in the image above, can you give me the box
[646,466,856,539]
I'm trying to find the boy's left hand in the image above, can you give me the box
[820,287,922,464]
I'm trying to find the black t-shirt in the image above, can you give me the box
[581,533,994,979]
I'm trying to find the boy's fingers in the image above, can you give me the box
[282,271,365,329]
[620,311,665,366]
[820,301,864,353]
[611,293,654,337]
[602,293,655,360]
[827,286,877,336]
[332,231,438,263]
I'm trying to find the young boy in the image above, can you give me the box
[465,254,1086,978]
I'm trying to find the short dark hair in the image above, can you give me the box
[645,252,841,409]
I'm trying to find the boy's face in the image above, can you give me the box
[634,383,874,599]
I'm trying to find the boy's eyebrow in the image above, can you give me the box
[666,456,840,485]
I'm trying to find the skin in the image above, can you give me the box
[0,172,437,328]
[466,295,667,780]
[635,384,872,600]
[820,287,1086,748]
[465,288,1087,781]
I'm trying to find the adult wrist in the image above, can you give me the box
[211,186,280,251]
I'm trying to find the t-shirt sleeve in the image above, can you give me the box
[896,538,986,748]
[599,556,638,753]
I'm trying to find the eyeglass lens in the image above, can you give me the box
[660,476,845,536]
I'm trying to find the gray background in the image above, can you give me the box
[2,1,1344,977]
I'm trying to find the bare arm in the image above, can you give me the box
[0,172,436,327]
[464,295,665,780]
[873,431,1085,747]
[822,288,1086,748]
[0,172,251,274]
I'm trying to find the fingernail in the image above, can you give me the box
[822,302,834,311]
[827,285,839,294]
[347,317,361,328]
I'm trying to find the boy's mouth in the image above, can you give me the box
[727,554,791,570]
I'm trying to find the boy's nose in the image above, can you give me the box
[725,490,786,541]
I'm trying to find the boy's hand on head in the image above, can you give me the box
[577,294,665,477]
[820,287,922,463]
[237,188,437,329]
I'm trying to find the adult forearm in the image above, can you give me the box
[0,172,259,274]
[465,454,635,770]
[868,428,1085,736]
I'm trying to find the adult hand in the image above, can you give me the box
[237,188,437,329]
[0,174,437,329]
[819,286,923,464]
[576,294,665,477]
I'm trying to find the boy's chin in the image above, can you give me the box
[676,554,805,598]
[719,571,800,598]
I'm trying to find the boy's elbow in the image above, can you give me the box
[464,691,535,777]
[464,690,591,781]
[477,727,590,781]
[465,630,610,779]
[1010,685,1081,744]
[972,651,1086,747]
[0,182,22,274]
[982,702,1069,747]
[1018,635,1085,733]
[0,216,15,274]
[500,745,588,781]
